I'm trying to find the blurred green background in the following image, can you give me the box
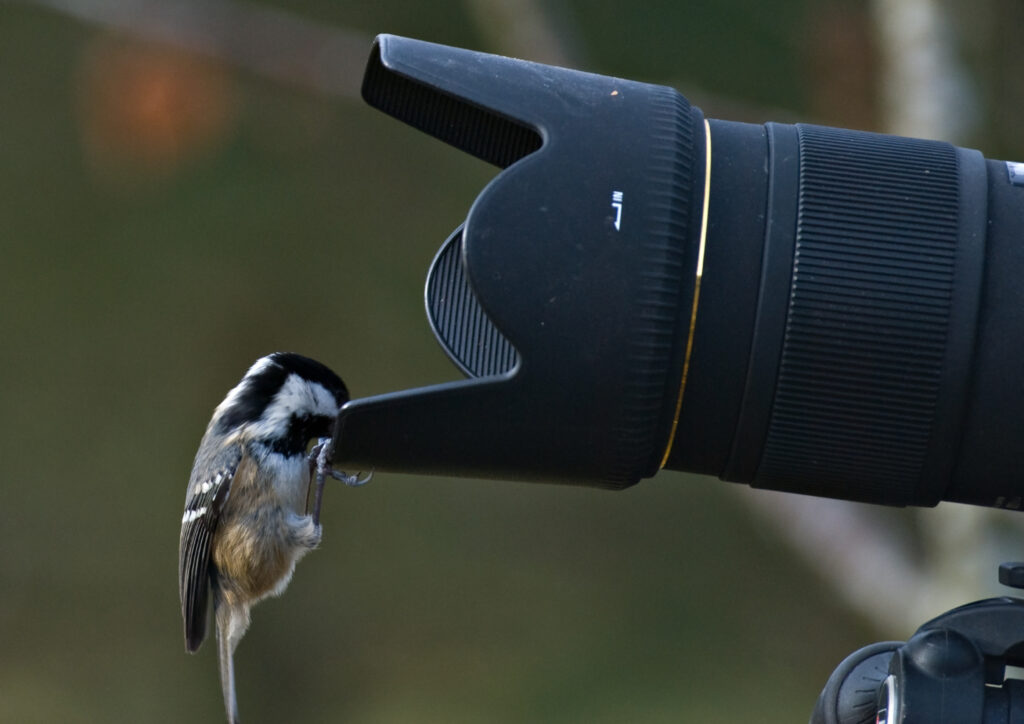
[2,1,1021,722]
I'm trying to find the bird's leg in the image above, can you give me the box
[311,414,343,526]
[307,439,328,474]
[305,438,328,520]
[312,439,331,527]
[310,416,371,526]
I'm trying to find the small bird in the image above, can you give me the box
[179,352,366,724]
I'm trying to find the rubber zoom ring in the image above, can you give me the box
[754,124,959,504]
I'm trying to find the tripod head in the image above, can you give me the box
[813,563,1024,724]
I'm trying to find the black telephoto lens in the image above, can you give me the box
[666,118,1000,510]
[337,36,1024,513]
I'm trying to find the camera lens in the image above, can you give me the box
[661,116,1024,511]
[346,36,1024,508]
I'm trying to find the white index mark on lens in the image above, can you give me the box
[611,190,624,230]
[199,481,213,494]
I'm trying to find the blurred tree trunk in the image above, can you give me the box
[872,0,976,141]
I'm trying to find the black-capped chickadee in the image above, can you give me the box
[179,352,367,724]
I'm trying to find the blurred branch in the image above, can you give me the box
[463,0,581,67]
[6,0,371,98]
[735,489,935,633]
[736,487,1021,633]
[11,0,587,97]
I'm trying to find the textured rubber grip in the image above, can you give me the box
[426,226,519,378]
[754,124,960,504]
[362,42,542,169]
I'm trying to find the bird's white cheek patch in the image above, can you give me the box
[182,507,208,524]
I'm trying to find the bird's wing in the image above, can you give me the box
[179,441,243,653]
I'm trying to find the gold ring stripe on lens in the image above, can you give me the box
[660,118,711,469]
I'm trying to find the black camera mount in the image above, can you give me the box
[813,563,1024,724]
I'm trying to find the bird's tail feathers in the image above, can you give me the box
[215,597,250,724]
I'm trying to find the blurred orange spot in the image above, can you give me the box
[77,35,237,180]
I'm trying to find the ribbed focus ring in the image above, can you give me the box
[754,124,959,504]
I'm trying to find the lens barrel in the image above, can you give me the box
[666,120,997,508]
[342,35,1024,511]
